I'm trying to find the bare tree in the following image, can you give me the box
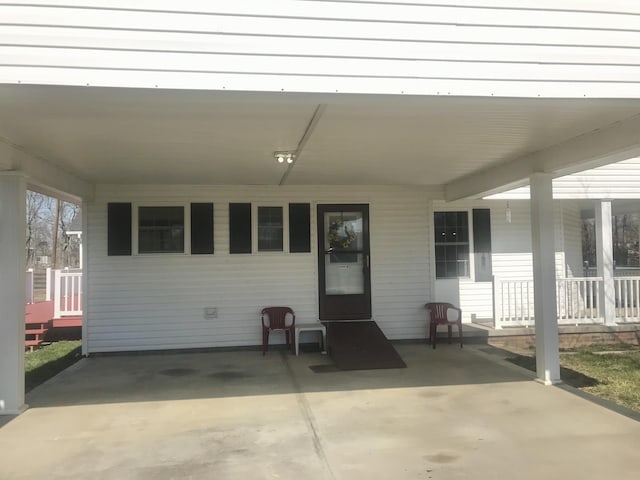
[581,218,596,270]
[26,191,53,267]
[25,191,80,268]
[59,201,80,267]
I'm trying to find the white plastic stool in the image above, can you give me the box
[295,322,327,355]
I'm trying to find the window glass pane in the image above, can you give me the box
[258,206,283,251]
[458,261,469,277]
[138,206,184,253]
[434,210,470,279]
[446,262,458,277]
[457,226,469,243]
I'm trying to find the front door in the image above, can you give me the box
[317,204,371,320]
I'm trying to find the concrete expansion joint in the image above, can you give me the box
[279,351,337,480]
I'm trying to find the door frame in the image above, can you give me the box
[317,203,372,321]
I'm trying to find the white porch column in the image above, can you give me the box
[0,173,27,414]
[595,200,616,326]
[530,173,561,385]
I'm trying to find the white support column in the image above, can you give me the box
[0,173,27,414]
[530,174,561,385]
[81,202,88,356]
[595,200,616,326]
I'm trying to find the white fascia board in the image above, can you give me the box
[6,71,640,99]
[0,141,94,202]
[445,114,640,201]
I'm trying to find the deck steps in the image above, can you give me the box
[25,300,83,349]
[25,321,50,351]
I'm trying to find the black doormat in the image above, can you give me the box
[310,320,406,372]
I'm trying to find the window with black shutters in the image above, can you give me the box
[229,202,311,254]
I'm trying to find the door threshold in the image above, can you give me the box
[321,318,374,323]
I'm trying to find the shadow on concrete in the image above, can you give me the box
[504,352,599,388]
[23,343,534,409]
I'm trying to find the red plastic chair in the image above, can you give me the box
[261,307,295,355]
[425,302,463,349]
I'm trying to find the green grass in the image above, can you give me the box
[507,345,640,413]
[25,341,82,392]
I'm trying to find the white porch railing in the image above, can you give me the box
[25,268,34,304]
[614,277,640,322]
[556,277,602,324]
[493,278,536,327]
[494,275,640,328]
[52,268,83,318]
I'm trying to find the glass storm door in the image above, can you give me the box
[317,204,371,320]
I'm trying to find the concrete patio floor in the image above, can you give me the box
[1,344,639,480]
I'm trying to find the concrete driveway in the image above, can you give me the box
[1,344,639,480]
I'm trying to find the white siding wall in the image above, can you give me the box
[3,1,640,97]
[561,201,585,277]
[487,157,640,200]
[86,185,433,353]
[432,199,574,321]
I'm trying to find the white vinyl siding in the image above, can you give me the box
[553,158,640,199]
[561,201,585,278]
[432,199,575,321]
[3,1,640,97]
[487,158,640,200]
[86,185,433,352]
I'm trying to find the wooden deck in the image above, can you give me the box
[25,300,82,349]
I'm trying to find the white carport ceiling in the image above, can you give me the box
[1,85,640,187]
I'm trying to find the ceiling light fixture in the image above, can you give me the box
[274,151,295,165]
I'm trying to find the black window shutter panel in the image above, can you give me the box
[229,203,252,254]
[289,203,311,253]
[107,202,132,256]
[472,208,492,281]
[191,203,214,254]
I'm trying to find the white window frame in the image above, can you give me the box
[252,203,289,254]
[433,209,474,280]
[132,202,191,256]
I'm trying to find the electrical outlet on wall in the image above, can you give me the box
[204,306,218,319]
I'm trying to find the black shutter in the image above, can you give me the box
[229,203,252,254]
[107,203,132,256]
[191,203,214,254]
[472,208,492,281]
[289,203,311,253]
